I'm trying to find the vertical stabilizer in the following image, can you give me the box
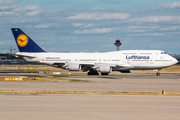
[11,28,46,52]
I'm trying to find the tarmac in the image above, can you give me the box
[0,94,180,120]
[0,71,180,93]
[0,71,180,120]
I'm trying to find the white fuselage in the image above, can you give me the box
[16,50,178,71]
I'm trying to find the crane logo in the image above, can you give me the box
[17,34,28,47]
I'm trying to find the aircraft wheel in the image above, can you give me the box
[87,71,99,75]
[156,72,160,76]
[101,73,109,75]
[87,72,92,75]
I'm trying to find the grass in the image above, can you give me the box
[0,65,180,76]
[3,64,180,70]
[161,65,180,71]
[0,77,85,82]
[0,90,179,96]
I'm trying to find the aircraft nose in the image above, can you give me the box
[172,57,178,64]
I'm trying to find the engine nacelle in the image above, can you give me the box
[99,66,112,73]
[68,64,81,71]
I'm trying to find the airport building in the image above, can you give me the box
[0,54,26,64]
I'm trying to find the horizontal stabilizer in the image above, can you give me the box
[6,53,36,59]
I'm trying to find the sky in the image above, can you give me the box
[0,0,180,54]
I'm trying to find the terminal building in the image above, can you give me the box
[0,54,26,64]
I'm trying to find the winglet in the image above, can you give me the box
[11,28,46,52]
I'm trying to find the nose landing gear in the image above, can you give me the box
[156,69,161,76]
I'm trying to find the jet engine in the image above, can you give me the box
[68,64,81,71]
[99,66,112,73]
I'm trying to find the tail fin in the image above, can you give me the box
[11,28,46,52]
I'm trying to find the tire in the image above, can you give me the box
[87,71,99,75]
[87,72,92,75]
[101,73,109,76]
[156,72,160,76]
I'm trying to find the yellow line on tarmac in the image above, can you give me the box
[0,105,180,109]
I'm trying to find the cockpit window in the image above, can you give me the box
[161,52,166,54]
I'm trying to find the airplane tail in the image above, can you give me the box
[11,28,46,52]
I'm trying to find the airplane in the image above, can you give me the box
[11,28,178,76]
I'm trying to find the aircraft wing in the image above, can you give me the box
[58,61,134,72]
[91,62,134,73]
[92,62,134,69]
[116,63,134,69]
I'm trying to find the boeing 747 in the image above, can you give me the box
[11,28,178,76]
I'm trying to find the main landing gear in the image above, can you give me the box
[87,69,99,75]
[87,69,109,76]
[156,69,161,76]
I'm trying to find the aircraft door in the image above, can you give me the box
[74,57,78,62]
[150,56,154,64]
[127,59,131,64]
[99,58,102,63]
[42,57,45,61]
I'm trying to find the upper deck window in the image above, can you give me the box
[123,53,136,55]
[140,53,152,55]
[161,52,166,54]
